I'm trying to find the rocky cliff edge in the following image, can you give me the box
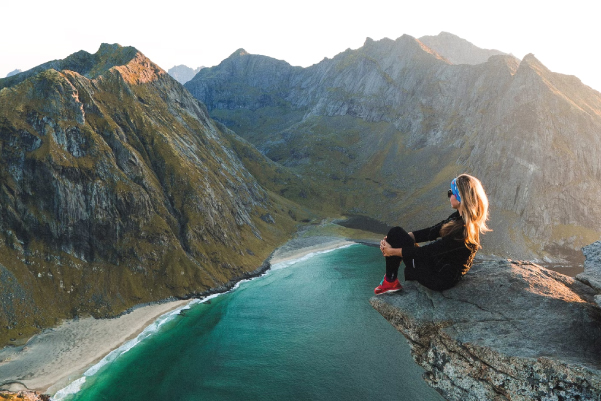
[370,259,601,400]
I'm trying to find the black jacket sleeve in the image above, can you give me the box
[412,211,461,243]
[402,232,467,264]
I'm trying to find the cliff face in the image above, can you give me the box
[370,260,601,400]
[186,34,601,261]
[0,44,302,346]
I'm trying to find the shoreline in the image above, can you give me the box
[0,234,358,397]
[0,300,191,395]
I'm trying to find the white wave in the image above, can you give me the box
[51,299,199,401]
[270,243,356,271]
[51,377,86,400]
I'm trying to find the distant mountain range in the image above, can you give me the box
[168,65,204,84]
[5,69,22,78]
[185,32,601,262]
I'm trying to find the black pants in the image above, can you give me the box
[385,226,415,282]
[386,227,464,291]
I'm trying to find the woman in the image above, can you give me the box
[376,174,490,294]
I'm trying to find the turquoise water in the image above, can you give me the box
[57,244,443,401]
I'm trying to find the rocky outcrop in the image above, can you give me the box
[186,33,601,262]
[370,260,601,400]
[419,32,509,65]
[167,65,204,85]
[0,44,304,346]
[0,390,48,401]
[577,241,601,307]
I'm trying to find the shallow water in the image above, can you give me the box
[58,244,443,401]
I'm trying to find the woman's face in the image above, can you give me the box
[450,194,461,209]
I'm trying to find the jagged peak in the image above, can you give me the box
[518,53,551,76]
[521,53,543,65]
[392,34,448,62]
[426,31,468,43]
[229,48,250,58]
[437,31,461,39]
[395,33,417,44]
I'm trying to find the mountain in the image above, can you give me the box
[418,32,508,65]
[6,69,22,78]
[168,65,204,84]
[185,34,601,262]
[0,44,307,346]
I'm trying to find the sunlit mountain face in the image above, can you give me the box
[0,44,305,346]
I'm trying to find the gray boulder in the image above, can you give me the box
[371,260,601,400]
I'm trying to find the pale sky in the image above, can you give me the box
[2,0,600,92]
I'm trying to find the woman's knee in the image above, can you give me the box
[387,226,413,247]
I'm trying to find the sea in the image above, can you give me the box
[53,243,444,401]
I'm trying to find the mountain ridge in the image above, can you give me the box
[186,33,601,261]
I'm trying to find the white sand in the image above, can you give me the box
[0,300,189,395]
[0,236,361,397]
[270,237,355,266]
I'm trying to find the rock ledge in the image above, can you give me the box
[371,260,601,400]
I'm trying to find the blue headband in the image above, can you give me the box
[451,178,461,203]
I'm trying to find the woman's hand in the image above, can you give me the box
[380,237,401,257]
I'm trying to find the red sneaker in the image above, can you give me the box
[374,276,402,295]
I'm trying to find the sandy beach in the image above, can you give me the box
[0,233,360,397]
[0,300,190,395]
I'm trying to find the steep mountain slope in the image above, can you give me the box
[186,34,601,262]
[418,31,508,65]
[0,44,306,346]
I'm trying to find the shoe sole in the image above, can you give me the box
[374,288,402,295]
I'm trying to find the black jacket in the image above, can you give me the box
[402,211,477,290]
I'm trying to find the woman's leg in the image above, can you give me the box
[385,226,415,282]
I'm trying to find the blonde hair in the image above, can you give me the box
[441,174,491,249]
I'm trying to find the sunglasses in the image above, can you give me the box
[447,189,453,198]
